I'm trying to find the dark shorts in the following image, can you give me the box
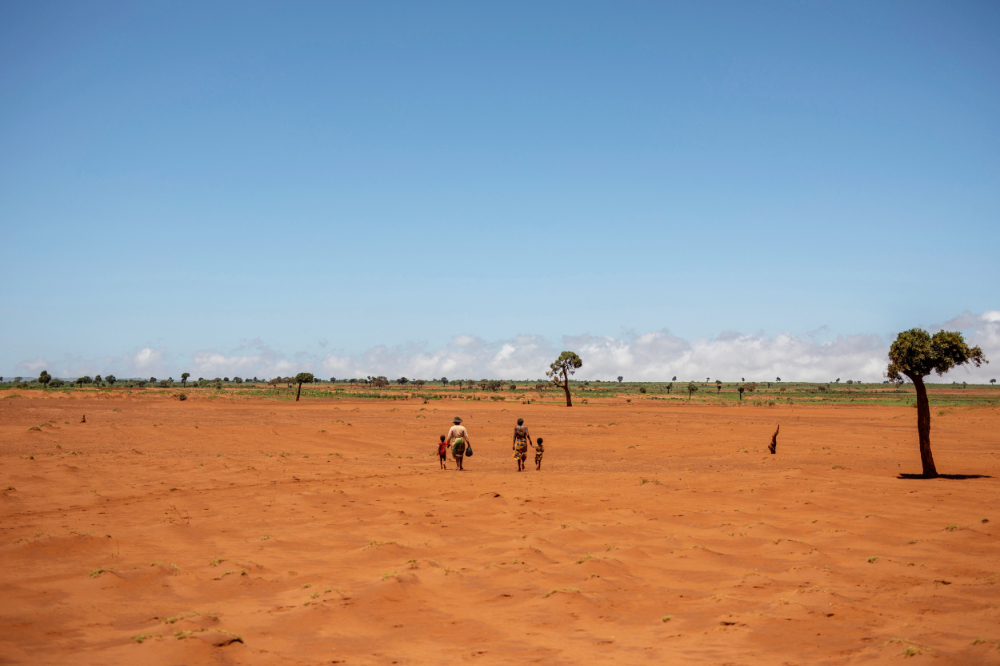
[439,453,447,460]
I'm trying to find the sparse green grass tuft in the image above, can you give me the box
[150,561,178,569]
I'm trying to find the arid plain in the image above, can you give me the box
[1,389,998,665]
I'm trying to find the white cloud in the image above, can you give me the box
[10,310,997,383]
[14,347,170,380]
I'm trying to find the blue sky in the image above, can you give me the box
[1,1,998,381]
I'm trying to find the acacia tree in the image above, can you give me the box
[547,351,583,407]
[886,328,987,477]
[294,372,314,401]
[38,370,52,388]
[181,372,190,387]
[106,374,116,387]
[617,376,623,383]
[716,380,722,392]
[991,379,996,386]
[687,382,699,399]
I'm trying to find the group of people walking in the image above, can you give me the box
[438,416,543,472]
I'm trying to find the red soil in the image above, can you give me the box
[1,391,998,665]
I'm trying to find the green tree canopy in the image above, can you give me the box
[546,351,583,407]
[38,370,51,387]
[887,328,987,477]
[294,372,315,402]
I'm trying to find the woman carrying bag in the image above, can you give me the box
[446,416,472,471]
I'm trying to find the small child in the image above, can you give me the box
[437,435,448,470]
[533,437,544,470]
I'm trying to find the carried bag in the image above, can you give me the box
[464,443,473,457]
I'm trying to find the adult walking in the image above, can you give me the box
[512,418,531,472]
[446,416,471,471]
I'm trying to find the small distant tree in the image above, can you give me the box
[666,382,672,394]
[776,377,781,382]
[706,377,710,383]
[638,386,646,394]
[39,370,52,388]
[181,372,190,387]
[372,376,389,388]
[738,385,744,400]
[672,376,677,381]
[414,379,426,388]
[440,377,449,385]
[836,378,841,383]
[294,372,314,401]
[94,375,102,384]
[547,351,583,407]
[744,382,757,394]
[106,374,116,386]
[716,380,722,392]
[149,377,156,384]
[14,377,23,383]
[397,377,409,385]
[617,376,623,383]
[991,379,996,386]
[887,328,987,477]
[687,382,698,399]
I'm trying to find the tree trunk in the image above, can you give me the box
[908,374,937,477]
[562,369,572,407]
[296,382,303,402]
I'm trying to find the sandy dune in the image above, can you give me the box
[1,391,998,665]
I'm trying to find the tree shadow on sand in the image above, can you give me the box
[897,473,992,480]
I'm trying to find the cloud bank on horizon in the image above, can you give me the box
[14,311,998,385]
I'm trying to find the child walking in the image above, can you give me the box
[532,437,544,470]
[437,434,448,470]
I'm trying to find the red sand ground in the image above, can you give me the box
[1,391,998,665]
